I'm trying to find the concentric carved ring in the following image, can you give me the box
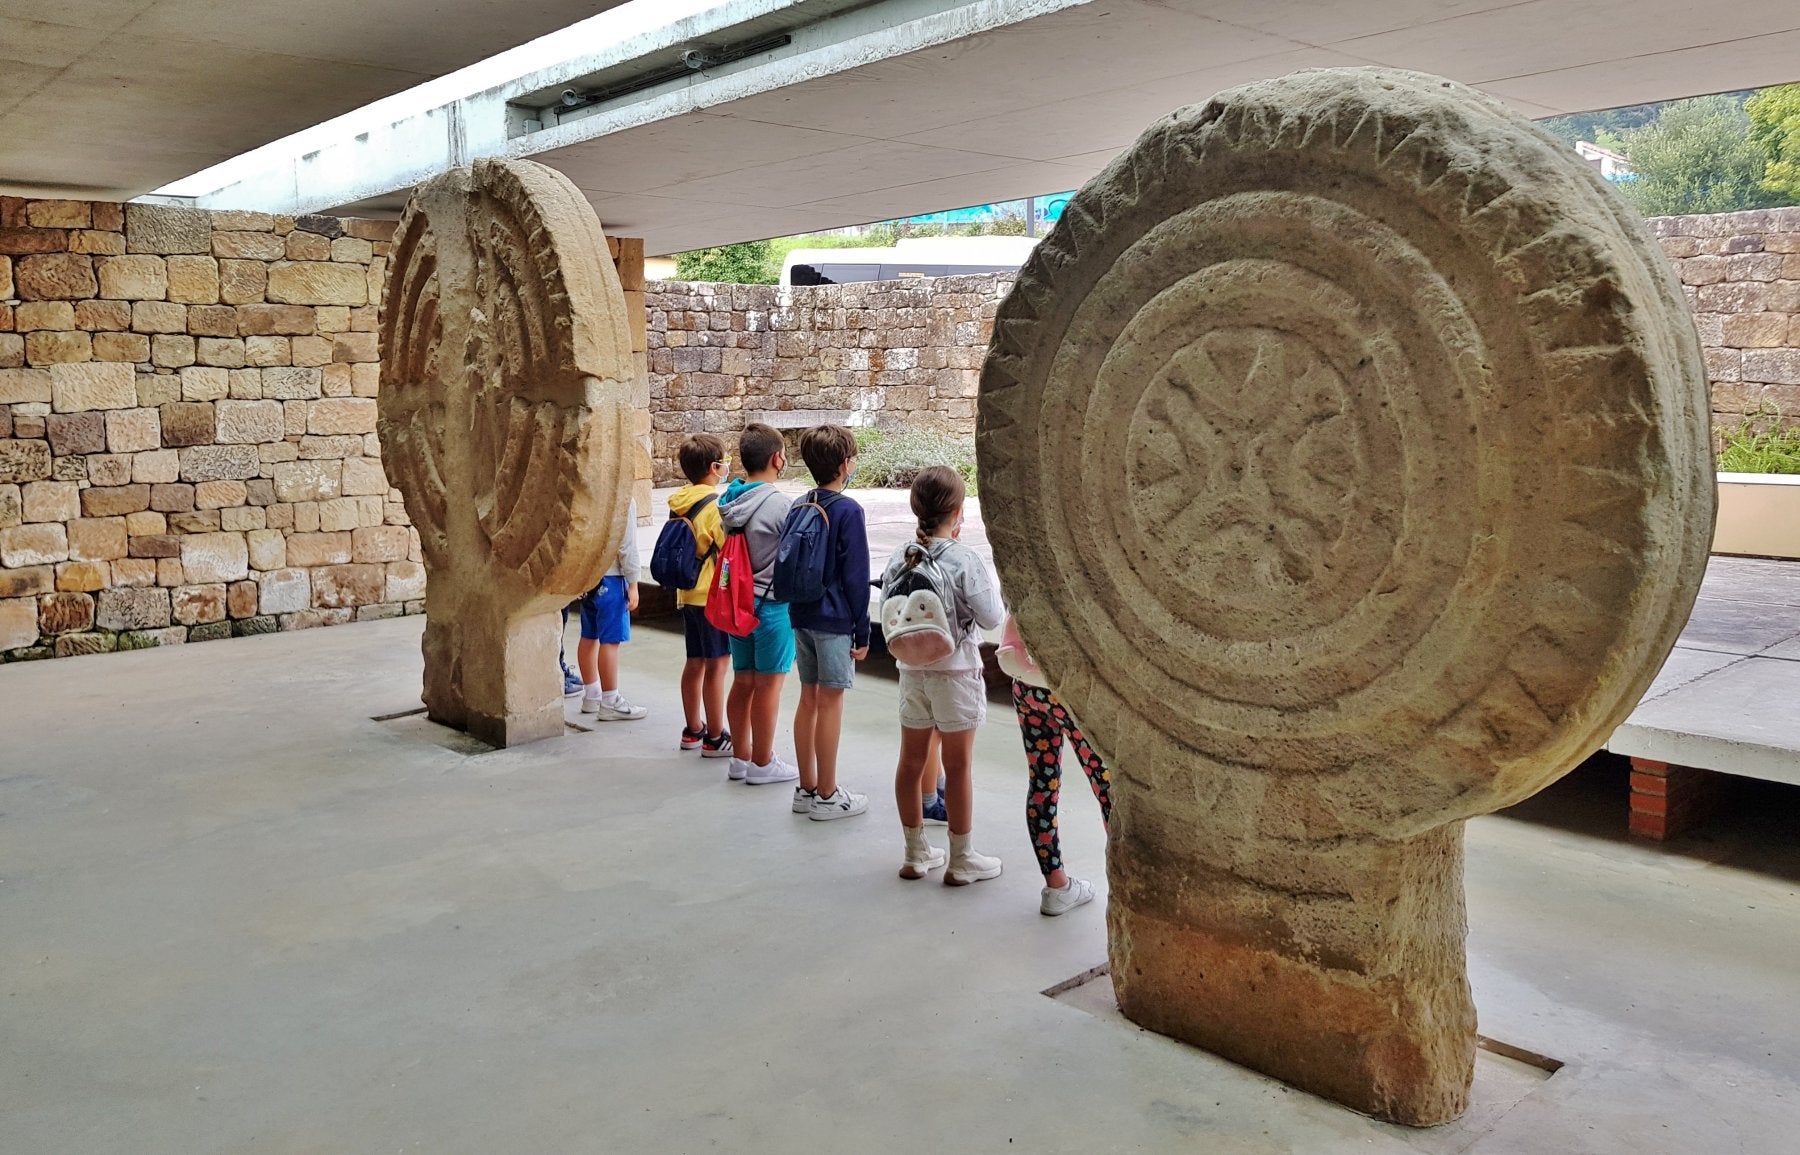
[978,69,1713,832]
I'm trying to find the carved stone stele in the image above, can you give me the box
[977,69,1713,1125]
[380,159,636,746]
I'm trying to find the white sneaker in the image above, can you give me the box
[580,694,602,714]
[899,825,947,880]
[809,787,868,821]
[791,787,817,814]
[745,757,799,785]
[1039,877,1095,916]
[590,696,647,722]
[727,758,751,782]
[944,832,1002,886]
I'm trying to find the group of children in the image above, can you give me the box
[559,421,1113,914]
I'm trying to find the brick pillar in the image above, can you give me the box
[1628,757,1718,840]
[608,235,653,524]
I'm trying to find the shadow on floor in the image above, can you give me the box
[1496,752,1800,884]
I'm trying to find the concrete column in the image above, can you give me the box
[1628,757,1718,840]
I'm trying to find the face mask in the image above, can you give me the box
[844,465,857,486]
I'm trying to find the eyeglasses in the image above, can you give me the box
[716,457,732,469]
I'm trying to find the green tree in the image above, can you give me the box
[1615,95,1777,216]
[673,239,775,284]
[1747,83,1800,203]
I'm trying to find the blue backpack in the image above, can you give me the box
[772,489,845,605]
[649,493,719,591]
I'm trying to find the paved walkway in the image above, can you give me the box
[4,617,1800,1152]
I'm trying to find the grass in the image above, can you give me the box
[1717,411,1800,474]
[849,427,979,495]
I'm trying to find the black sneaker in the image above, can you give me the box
[700,731,734,759]
[680,727,705,751]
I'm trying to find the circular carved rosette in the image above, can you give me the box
[378,205,450,571]
[978,69,1712,835]
[465,159,636,596]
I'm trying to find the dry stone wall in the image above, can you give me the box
[1653,206,1800,434]
[644,276,1011,483]
[0,196,421,660]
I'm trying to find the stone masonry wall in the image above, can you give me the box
[0,196,419,660]
[644,276,1012,483]
[1651,206,1800,436]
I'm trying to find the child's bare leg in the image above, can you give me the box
[576,637,599,684]
[923,731,944,801]
[727,671,755,756]
[750,672,785,766]
[940,728,980,836]
[894,726,937,828]
[681,659,705,731]
[813,687,846,799]
[794,682,819,792]
[596,643,621,694]
[702,655,730,737]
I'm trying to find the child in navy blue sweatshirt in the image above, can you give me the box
[788,425,872,820]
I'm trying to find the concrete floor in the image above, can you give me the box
[4,617,1799,1153]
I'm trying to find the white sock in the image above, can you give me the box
[602,690,623,706]
[583,682,601,698]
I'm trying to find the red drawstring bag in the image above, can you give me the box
[704,530,761,637]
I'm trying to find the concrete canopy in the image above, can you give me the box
[0,0,635,199]
[23,1,1800,252]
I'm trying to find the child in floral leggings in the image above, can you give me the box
[999,617,1112,916]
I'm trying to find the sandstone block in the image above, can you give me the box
[214,399,284,444]
[298,434,362,459]
[290,335,334,367]
[98,255,167,300]
[76,299,133,331]
[66,516,126,560]
[16,253,97,300]
[234,614,278,635]
[247,478,275,505]
[125,205,210,255]
[135,373,180,407]
[285,232,333,261]
[56,560,109,591]
[39,591,94,634]
[318,496,361,532]
[81,484,151,517]
[22,479,79,522]
[268,261,366,306]
[131,301,187,334]
[194,479,248,510]
[1742,348,1800,386]
[0,334,21,368]
[1,522,68,566]
[171,508,220,534]
[149,482,194,512]
[85,454,129,486]
[351,362,381,398]
[220,505,264,532]
[152,334,196,369]
[157,557,184,586]
[307,397,376,434]
[219,260,268,305]
[0,483,18,527]
[247,527,286,570]
[93,332,151,362]
[238,304,314,336]
[26,331,93,365]
[227,579,259,618]
[160,401,216,447]
[0,228,67,256]
[133,449,181,484]
[340,456,390,496]
[330,236,373,263]
[172,583,227,625]
[0,596,39,651]
[311,563,383,608]
[273,460,342,502]
[0,564,52,597]
[197,337,246,368]
[53,631,118,657]
[51,362,136,412]
[18,301,76,330]
[229,369,261,399]
[345,218,396,242]
[258,568,311,614]
[211,210,275,231]
[105,407,161,453]
[212,232,286,261]
[26,200,90,229]
[352,524,410,564]
[96,586,171,630]
[321,363,352,397]
[166,255,219,304]
[110,558,155,587]
[51,455,87,483]
[179,365,229,401]
[46,411,107,456]
[180,531,248,583]
[384,560,427,602]
[125,510,165,536]
[188,304,239,338]
[245,336,292,367]
[0,368,53,405]
[179,445,259,482]
[70,230,126,256]
[285,531,351,567]
[331,331,379,363]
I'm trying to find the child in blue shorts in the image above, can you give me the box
[578,496,647,722]
[718,423,798,785]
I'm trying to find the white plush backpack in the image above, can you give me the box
[881,541,964,665]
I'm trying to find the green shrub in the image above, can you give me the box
[851,427,978,494]
[1717,410,1800,474]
